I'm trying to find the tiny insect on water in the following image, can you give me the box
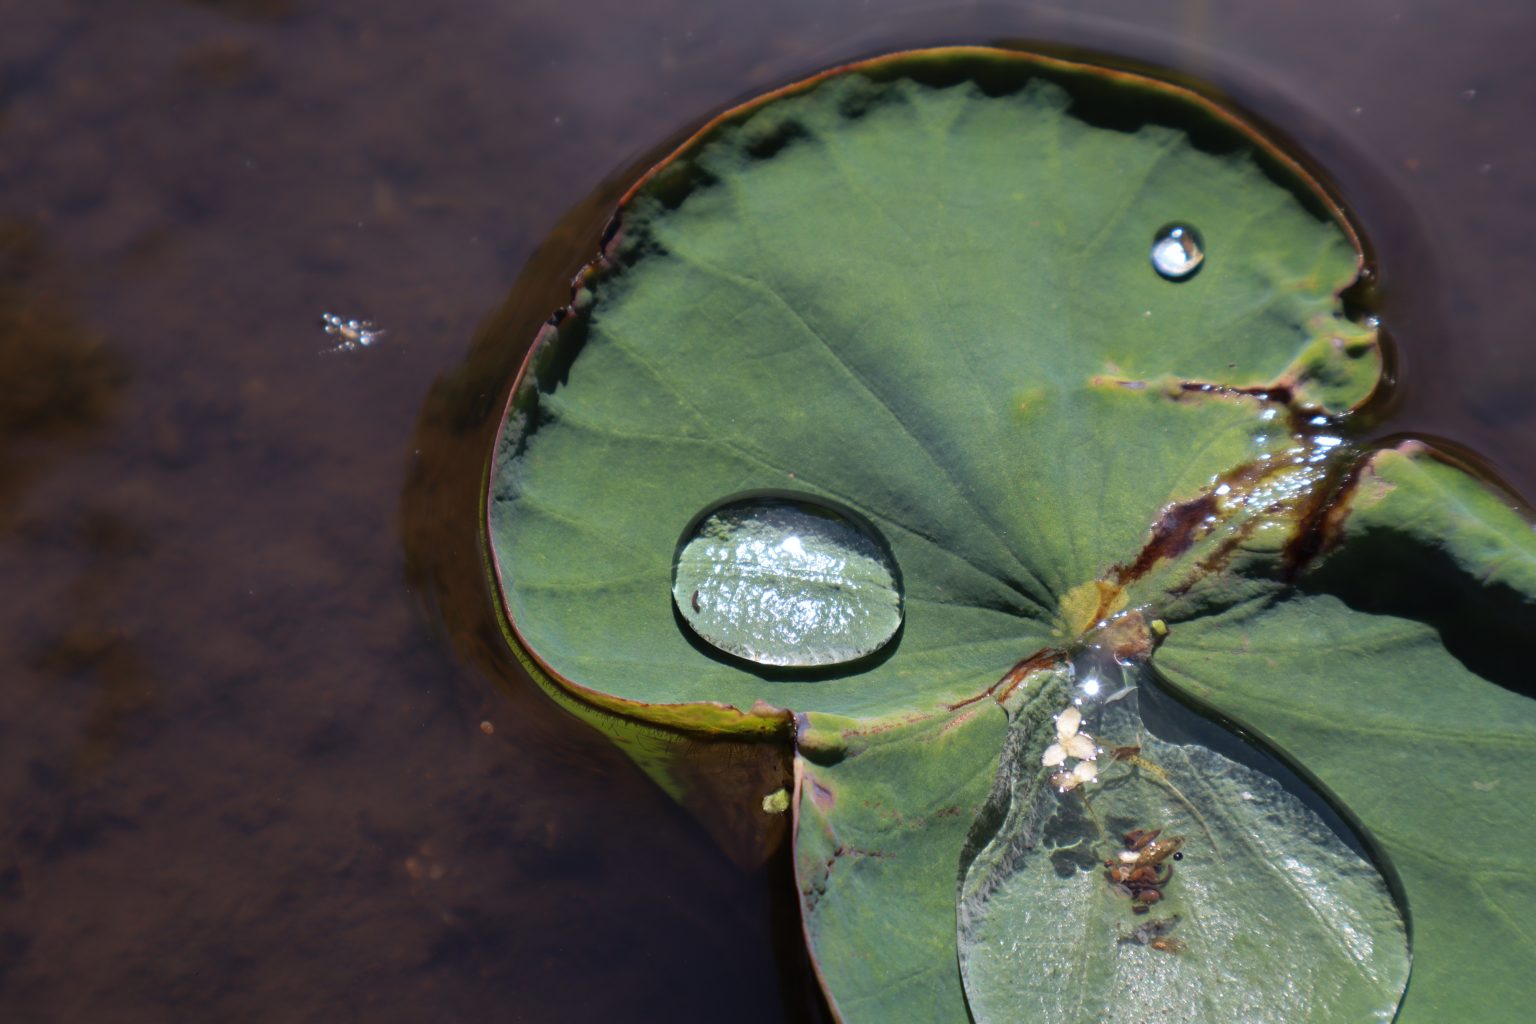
[319,312,385,353]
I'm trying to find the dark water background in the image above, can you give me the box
[2,2,1533,1021]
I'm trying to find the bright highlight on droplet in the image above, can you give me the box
[672,495,903,668]
[1150,223,1205,281]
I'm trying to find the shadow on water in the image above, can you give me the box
[0,221,129,523]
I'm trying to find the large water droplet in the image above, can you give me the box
[958,631,1408,1024]
[672,494,902,668]
[1150,223,1205,281]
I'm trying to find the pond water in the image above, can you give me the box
[2,2,1533,1021]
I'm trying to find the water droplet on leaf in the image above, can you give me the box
[958,640,1408,1024]
[1150,224,1205,281]
[672,495,902,668]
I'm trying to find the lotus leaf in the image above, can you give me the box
[485,47,1536,1023]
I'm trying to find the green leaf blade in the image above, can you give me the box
[488,51,1372,724]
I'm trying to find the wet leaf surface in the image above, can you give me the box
[671,494,904,668]
[488,50,1374,725]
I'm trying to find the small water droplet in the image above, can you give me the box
[1150,224,1204,281]
[672,494,902,668]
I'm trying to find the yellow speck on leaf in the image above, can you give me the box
[1060,580,1126,639]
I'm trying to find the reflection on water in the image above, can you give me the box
[1,0,1534,1020]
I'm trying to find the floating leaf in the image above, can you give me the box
[487,49,1375,725]
[483,46,1534,1022]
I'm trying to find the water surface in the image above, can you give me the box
[2,1,1533,1020]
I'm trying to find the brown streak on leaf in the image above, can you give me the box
[1113,493,1219,585]
[1281,453,1370,579]
[1177,379,1296,406]
[995,648,1067,703]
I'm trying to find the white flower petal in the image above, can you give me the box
[1056,705,1082,741]
[1072,761,1098,785]
[1062,733,1097,761]
[1042,743,1068,767]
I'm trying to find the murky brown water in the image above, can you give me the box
[3,2,1533,1021]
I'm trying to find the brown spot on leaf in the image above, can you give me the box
[1280,454,1371,578]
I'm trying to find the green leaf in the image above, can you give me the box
[487,49,1373,727]
[483,46,1533,1023]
